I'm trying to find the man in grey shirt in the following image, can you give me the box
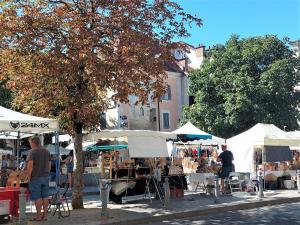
[27,136,50,221]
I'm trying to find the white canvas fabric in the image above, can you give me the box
[51,134,72,143]
[84,130,175,158]
[0,131,33,139]
[173,121,211,135]
[128,135,169,158]
[0,106,59,135]
[227,123,300,173]
[66,141,96,151]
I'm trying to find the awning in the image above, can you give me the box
[263,145,293,162]
[177,134,212,141]
[87,145,128,152]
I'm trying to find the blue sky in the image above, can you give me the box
[176,0,300,47]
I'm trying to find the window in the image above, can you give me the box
[174,49,185,60]
[162,112,170,129]
[162,85,171,101]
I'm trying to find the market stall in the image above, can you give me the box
[227,123,300,190]
[171,122,223,192]
[227,123,300,173]
[84,130,186,203]
[0,106,59,160]
[0,106,59,184]
[0,106,59,220]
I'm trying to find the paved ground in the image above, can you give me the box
[6,189,300,225]
[144,202,300,225]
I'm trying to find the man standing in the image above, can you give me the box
[27,136,51,221]
[217,144,234,194]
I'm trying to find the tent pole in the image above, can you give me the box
[54,132,60,186]
[17,131,20,170]
[40,135,44,146]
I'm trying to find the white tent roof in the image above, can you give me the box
[173,122,210,135]
[0,106,59,138]
[227,123,300,172]
[173,122,225,144]
[227,123,300,147]
[84,130,176,158]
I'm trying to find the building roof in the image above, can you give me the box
[164,61,184,73]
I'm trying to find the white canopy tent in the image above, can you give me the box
[173,122,225,145]
[84,130,177,158]
[173,121,211,136]
[0,106,59,168]
[0,106,59,137]
[227,123,300,173]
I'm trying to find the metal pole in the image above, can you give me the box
[55,132,60,186]
[297,170,300,192]
[163,178,170,207]
[19,187,26,221]
[40,134,44,146]
[257,170,264,199]
[100,179,110,217]
[17,131,20,170]
[157,97,161,131]
[214,175,220,203]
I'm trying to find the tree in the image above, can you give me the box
[183,35,300,138]
[0,80,12,108]
[0,0,201,208]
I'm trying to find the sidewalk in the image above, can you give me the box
[9,189,300,225]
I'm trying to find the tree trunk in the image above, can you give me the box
[71,123,84,209]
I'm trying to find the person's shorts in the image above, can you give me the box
[29,176,49,201]
[67,164,73,173]
[49,172,56,182]
[219,166,233,179]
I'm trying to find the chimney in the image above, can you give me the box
[184,57,189,72]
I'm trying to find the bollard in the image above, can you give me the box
[257,170,264,199]
[19,187,26,221]
[100,180,110,217]
[214,175,220,203]
[297,170,300,192]
[163,178,170,207]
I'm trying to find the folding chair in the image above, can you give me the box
[48,183,70,218]
[228,172,243,193]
